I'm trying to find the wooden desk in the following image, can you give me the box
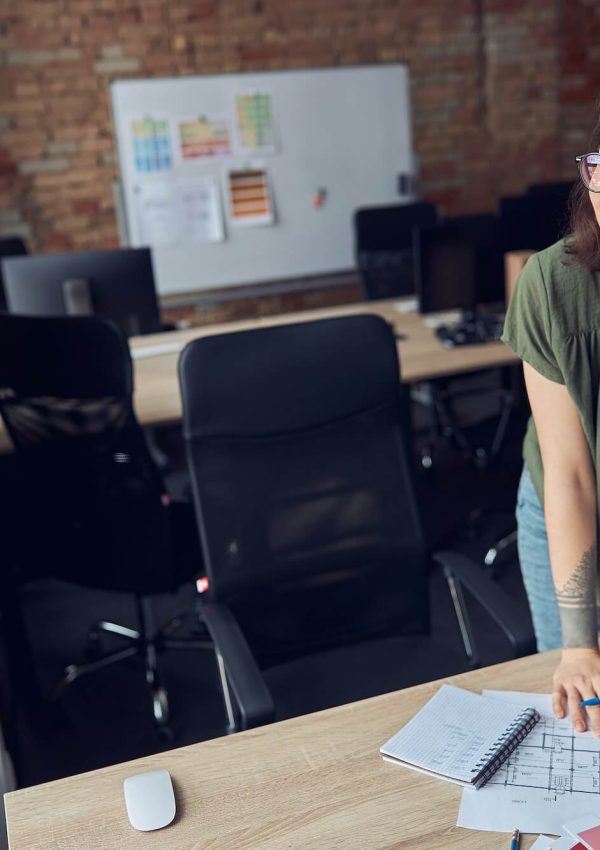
[0,298,518,453]
[5,651,556,849]
[131,298,517,429]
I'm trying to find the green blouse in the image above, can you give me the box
[502,238,600,506]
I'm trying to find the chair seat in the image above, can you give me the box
[263,635,469,722]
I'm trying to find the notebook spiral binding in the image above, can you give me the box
[470,707,540,789]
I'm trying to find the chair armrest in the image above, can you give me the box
[202,602,275,730]
[433,550,536,658]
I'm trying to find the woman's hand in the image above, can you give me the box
[553,647,600,735]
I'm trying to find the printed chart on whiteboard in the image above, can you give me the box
[227,168,274,226]
[458,691,600,836]
[178,115,231,159]
[235,92,276,153]
[131,117,173,173]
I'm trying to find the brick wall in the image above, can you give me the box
[1,0,599,317]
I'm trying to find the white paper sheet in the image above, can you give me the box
[133,176,224,246]
[530,837,557,850]
[380,684,535,785]
[458,690,600,835]
[552,837,587,850]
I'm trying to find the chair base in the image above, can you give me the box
[51,596,212,737]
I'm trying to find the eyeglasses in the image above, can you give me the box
[576,152,600,192]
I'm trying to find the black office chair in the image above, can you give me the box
[354,202,438,300]
[526,180,574,248]
[0,236,28,312]
[411,219,515,470]
[178,315,534,731]
[0,314,207,735]
[498,187,572,255]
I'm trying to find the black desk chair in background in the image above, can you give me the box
[2,247,180,471]
[526,180,574,249]
[354,202,438,300]
[1,247,164,337]
[498,183,573,255]
[178,315,534,731]
[412,218,514,469]
[0,236,28,312]
[0,314,207,736]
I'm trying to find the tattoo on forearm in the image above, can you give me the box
[556,544,598,649]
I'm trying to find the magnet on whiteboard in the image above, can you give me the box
[313,187,328,208]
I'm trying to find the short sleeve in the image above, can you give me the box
[501,254,565,384]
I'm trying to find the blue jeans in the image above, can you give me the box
[516,464,561,652]
[516,463,600,652]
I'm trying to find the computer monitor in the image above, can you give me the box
[2,247,162,337]
[413,223,478,314]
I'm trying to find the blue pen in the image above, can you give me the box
[580,697,600,706]
[510,828,520,850]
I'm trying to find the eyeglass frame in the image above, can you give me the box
[575,153,600,193]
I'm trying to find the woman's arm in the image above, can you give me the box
[524,362,600,734]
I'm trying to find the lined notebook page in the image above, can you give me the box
[380,684,531,784]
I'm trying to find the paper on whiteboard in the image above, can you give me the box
[130,116,173,173]
[178,115,232,159]
[458,691,600,836]
[226,168,274,227]
[132,182,179,245]
[132,176,224,246]
[178,177,224,242]
[234,92,277,154]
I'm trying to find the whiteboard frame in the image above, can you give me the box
[111,64,415,297]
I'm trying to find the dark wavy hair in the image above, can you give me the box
[564,107,600,269]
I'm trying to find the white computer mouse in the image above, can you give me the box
[123,769,176,832]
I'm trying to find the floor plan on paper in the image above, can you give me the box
[458,691,600,835]
[488,712,600,796]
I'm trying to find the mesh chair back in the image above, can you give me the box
[0,314,174,594]
[354,203,438,300]
[0,236,28,312]
[179,315,429,662]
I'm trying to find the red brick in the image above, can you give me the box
[0,0,594,287]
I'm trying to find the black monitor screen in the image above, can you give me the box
[443,213,505,305]
[414,225,478,314]
[2,247,161,337]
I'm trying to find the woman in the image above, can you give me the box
[502,112,600,736]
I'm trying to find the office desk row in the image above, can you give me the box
[4,650,555,849]
[0,297,518,455]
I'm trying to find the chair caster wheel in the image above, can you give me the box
[152,686,169,726]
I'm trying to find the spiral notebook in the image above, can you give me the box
[380,684,540,789]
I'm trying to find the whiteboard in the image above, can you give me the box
[111,65,415,296]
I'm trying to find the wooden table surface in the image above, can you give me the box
[0,297,517,455]
[5,651,558,849]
